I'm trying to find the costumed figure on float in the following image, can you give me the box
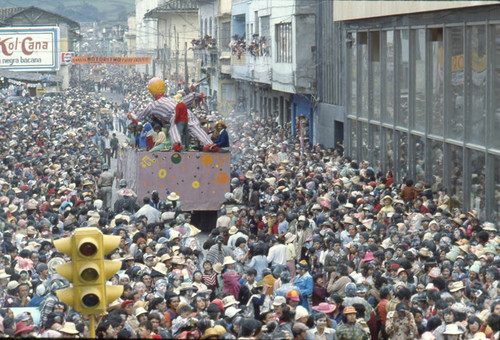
[131,77,218,152]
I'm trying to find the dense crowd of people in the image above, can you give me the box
[0,72,498,340]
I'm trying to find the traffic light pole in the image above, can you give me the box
[89,314,96,338]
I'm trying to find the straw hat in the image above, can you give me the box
[213,263,223,274]
[449,281,465,293]
[442,324,464,335]
[228,226,238,235]
[214,121,227,129]
[59,322,79,335]
[222,256,236,266]
[8,204,18,213]
[187,225,201,237]
[167,192,179,201]
[152,262,168,276]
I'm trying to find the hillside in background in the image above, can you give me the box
[0,0,135,23]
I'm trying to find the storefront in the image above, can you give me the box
[343,5,500,220]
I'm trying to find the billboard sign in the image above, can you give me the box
[0,26,59,71]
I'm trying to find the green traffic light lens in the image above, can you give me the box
[81,268,99,282]
[80,242,97,256]
[82,293,100,307]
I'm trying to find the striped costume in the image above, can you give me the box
[137,93,213,147]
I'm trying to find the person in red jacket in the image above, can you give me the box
[174,94,189,150]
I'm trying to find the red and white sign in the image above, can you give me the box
[61,51,75,65]
[0,27,59,71]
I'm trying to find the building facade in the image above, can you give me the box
[145,0,199,87]
[337,2,500,220]
[230,0,317,139]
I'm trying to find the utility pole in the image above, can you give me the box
[184,41,188,89]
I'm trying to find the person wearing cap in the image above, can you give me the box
[294,260,313,310]
[385,302,418,339]
[336,306,368,340]
[97,163,114,209]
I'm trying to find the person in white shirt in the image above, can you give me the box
[216,208,232,229]
[134,196,161,223]
[267,236,287,269]
[227,226,249,250]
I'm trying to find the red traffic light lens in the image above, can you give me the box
[82,293,100,308]
[79,242,97,257]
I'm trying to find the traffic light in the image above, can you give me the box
[53,227,123,314]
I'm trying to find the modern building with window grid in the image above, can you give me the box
[334,1,500,221]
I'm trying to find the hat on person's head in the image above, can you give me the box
[224,306,241,318]
[362,252,375,262]
[342,216,355,225]
[0,270,11,279]
[152,262,168,276]
[295,305,309,321]
[213,325,226,337]
[210,299,225,313]
[273,295,287,306]
[171,256,186,266]
[222,256,236,266]
[397,268,408,276]
[135,307,148,317]
[312,302,336,314]
[160,253,172,262]
[228,226,238,235]
[428,267,441,278]
[345,282,358,297]
[298,215,306,222]
[396,302,409,312]
[449,281,465,292]
[8,204,18,213]
[59,322,79,335]
[213,263,223,274]
[482,222,497,232]
[222,295,238,308]
[285,232,296,244]
[245,170,255,179]
[473,332,488,340]
[121,300,134,308]
[286,290,300,302]
[7,280,19,290]
[443,324,464,335]
[14,322,34,335]
[312,203,322,211]
[343,306,357,314]
[382,195,393,202]
[201,328,218,340]
[167,192,179,201]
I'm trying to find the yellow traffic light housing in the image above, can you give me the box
[53,227,123,314]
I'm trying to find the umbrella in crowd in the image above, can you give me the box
[0,72,497,340]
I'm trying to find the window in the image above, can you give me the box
[221,22,231,52]
[348,31,357,116]
[447,26,464,140]
[371,31,381,121]
[276,23,292,63]
[260,16,270,56]
[384,30,394,124]
[429,28,444,136]
[396,30,409,127]
[413,29,426,131]
[467,25,486,145]
[359,32,368,118]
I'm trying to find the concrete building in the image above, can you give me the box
[334,1,500,220]
[145,0,199,86]
[135,0,162,75]
[191,0,234,113]
[230,0,317,139]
